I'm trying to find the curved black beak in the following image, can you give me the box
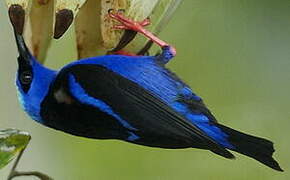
[14,30,32,64]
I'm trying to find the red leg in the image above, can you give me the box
[109,12,176,56]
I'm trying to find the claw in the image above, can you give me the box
[109,12,132,24]
[108,8,114,14]
[140,18,150,27]
[109,12,148,32]
[109,12,176,57]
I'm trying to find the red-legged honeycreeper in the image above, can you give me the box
[14,12,282,171]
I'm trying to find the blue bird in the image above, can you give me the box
[14,12,282,171]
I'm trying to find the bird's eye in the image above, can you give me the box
[20,71,33,84]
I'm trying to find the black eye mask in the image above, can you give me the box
[18,56,33,93]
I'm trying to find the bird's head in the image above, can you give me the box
[14,32,56,122]
[14,32,35,94]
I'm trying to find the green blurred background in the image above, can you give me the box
[1,0,290,179]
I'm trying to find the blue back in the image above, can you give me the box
[66,55,233,148]
[67,55,198,104]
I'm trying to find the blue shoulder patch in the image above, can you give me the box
[68,74,137,131]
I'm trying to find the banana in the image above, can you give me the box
[5,0,183,62]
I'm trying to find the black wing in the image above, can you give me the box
[60,64,234,158]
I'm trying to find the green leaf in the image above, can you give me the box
[0,129,31,169]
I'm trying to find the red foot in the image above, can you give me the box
[109,11,176,56]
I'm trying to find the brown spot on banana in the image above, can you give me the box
[54,9,74,39]
[8,4,25,34]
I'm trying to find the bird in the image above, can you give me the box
[14,11,282,171]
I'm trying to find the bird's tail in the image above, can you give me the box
[216,124,283,171]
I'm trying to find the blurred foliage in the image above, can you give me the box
[0,0,290,180]
[0,129,30,169]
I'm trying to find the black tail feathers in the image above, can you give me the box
[217,124,283,172]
